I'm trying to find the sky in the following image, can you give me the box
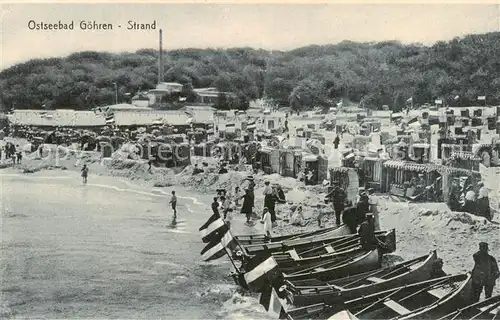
[1,2,499,70]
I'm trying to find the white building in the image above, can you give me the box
[146,82,184,104]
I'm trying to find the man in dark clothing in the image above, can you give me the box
[342,202,358,234]
[356,192,370,225]
[328,184,346,225]
[333,135,340,149]
[358,214,377,250]
[211,197,220,219]
[471,242,500,302]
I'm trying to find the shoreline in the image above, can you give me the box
[3,143,500,314]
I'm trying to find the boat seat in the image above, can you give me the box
[326,283,344,291]
[287,249,300,260]
[428,287,450,299]
[366,277,385,284]
[325,246,335,253]
[478,306,499,315]
[383,299,411,315]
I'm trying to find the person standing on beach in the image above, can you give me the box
[240,189,254,225]
[233,186,241,207]
[263,181,276,224]
[471,242,499,302]
[342,202,359,234]
[211,197,220,218]
[81,164,89,184]
[170,191,177,222]
[333,135,340,149]
[368,188,380,231]
[358,214,377,250]
[260,207,272,236]
[328,184,346,226]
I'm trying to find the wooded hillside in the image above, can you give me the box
[2,31,500,111]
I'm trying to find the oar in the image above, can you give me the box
[336,253,428,289]
[353,276,453,317]
[287,250,367,276]
[398,276,455,303]
[353,286,406,316]
[298,236,358,256]
[470,300,500,320]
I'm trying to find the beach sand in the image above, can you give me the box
[2,134,500,317]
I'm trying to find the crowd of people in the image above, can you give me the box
[0,142,22,164]
[449,179,492,221]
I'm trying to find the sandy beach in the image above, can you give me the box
[2,134,500,318]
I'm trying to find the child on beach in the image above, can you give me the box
[225,208,234,229]
[81,164,89,184]
[260,207,272,236]
[170,191,177,223]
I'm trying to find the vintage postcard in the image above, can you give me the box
[1,1,500,319]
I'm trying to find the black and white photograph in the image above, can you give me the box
[1,1,500,319]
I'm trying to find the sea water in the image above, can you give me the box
[0,171,271,319]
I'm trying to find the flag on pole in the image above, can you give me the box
[105,115,115,124]
[406,97,413,104]
[247,120,256,130]
[200,229,238,261]
[244,255,280,292]
[200,238,227,261]
[454,95,460,100]
[259,286,287,319]
[435,99,443,105]
[199,216,228,243]
[407,117,419,125]
[478,96,486,101]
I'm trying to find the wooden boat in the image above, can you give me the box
[236,225,352,245]
[282,247,381,283]
[286,274,473,320]
[437,294,500,320]
[240,229,396,258]
[230,248,376,290]
[276,247,371,273]
[285,251,438,306]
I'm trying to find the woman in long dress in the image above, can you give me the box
[240,189,254,225]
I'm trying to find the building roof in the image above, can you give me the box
[8,110,106,127]
[158,82,183,87]
[105,103,152,110]
[113,111,190,126]
[113,110,213,126]
[131,93,150,101]
[194,87,218,92]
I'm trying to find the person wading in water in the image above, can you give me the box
[81,164,89,184]
[471,242,499,302]
[170,191,178,225]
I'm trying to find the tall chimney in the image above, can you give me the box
[158,29,163,85]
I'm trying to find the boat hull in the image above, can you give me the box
[289,251,437,307]
[284,248,382,283]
